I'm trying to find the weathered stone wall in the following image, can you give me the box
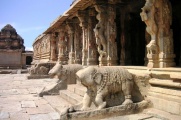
[0,50,22,68]
[32,34,51,64]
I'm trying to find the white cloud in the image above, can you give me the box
[25,47,33,51]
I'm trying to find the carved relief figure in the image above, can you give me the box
[94,5,107,57]
[76,66,133,110]
[140,0,158,41]
[146,40,158,54]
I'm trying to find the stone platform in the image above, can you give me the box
[0,73,180,120]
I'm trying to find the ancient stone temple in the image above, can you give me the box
[0,24,33,69]
[31,0,181,119]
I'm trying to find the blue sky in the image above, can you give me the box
[0,0,73,51]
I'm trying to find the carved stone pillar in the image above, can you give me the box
[140,0,159,68]
[57,26,67,64]
[87,8,98,65]
[50,33,57,61]
[141,0,175,68]
[107,4,118,66]
[93,2,108,66]
[157,0,175,68]
[74,22,82,64]
[67,20,75,64]
[77,10,88,66]
[120,7,126,66]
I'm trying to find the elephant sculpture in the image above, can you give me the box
[28,62,55,75]
[76,66,134,110]
[39,62,83,97]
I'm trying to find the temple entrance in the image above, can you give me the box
[171,0,181,67]
[117,1,146,66]
[26,56,32,65]
[129,13,146,66]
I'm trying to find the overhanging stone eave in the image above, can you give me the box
[43,0,92,34]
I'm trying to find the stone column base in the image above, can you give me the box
[99,56,107,66]
[159,53,175,68]
[147,54,159,68]
[107,57,118,66]
[68,52,75,64]
[87,58,98,66]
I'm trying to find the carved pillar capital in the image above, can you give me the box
[66,20,74,34]
[77,10,88,29]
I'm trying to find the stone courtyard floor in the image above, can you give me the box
[0,74,180,120]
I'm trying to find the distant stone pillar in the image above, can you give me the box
[93,2,108,66]
[57,26,67,64]
[74,21,82,64]
[77,10,88,66]
[107,3,118,66]
[87,8,98,65]
[50,33,57,61]
[67,20,75,64]
[140,0,175,68]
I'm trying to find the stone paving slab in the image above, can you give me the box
[0,74,180,120]
[21,100,36,108]
[0,74,60,120]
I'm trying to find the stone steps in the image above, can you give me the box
[67,84,86,97]
[149,79,181,89]
[148,86,181,115]
[59,86,83,105]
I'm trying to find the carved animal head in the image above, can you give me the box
[48,62,66,78]
[76,66,103,87]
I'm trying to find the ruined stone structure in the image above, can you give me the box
[32,0,181,119]
[0,24,33,69]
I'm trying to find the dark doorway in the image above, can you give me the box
[170,0,181,67]
[26,56,32,65]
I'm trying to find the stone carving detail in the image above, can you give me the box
[67,21,75,64]
[74,24,82,64]
[87,8,98,65]
[0,24,25,51]
[28,63,55,75]
[39,62,84,96]
[94,4,107,65]
[50,33,57,61]
[140,0,157,41]
[141,0,175,68]
[140,0,159,68]
[57,27,68,64]
[146,40,158,54]
[76,66,133,110]
[107,4,117,66]
[77,10,88,66]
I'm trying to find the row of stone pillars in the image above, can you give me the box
[49,0,176,68]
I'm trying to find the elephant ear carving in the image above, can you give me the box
[93,73,102,85]
[61,68,67,75]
